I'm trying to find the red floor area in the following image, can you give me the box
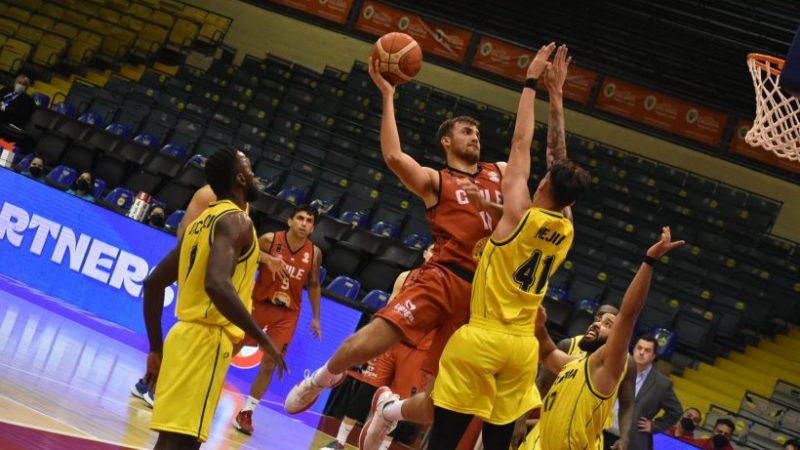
[0,421,139,450]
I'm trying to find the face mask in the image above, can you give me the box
[14,83,26,94]
[76,178,91,192]
[149,214,165,227]
[29,167,42,178]
[680,417,696,432]
[712,434,730,448]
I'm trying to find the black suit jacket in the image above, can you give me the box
[628,367,683,450]
[0,86,36,129]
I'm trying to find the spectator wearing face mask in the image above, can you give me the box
[67,171,96,202]
[694,418,735,450]
[0,75,36,129]
[147,206,166,229]
[667,407,702,444]
[21,155,46,182]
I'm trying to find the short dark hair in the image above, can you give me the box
[292,204,317,222]
[205,147,240,197]
[715,418,735,432]
[436,116,480,152]
[785,438,799,449]
[548,159,591,209]
[637,334,659,354]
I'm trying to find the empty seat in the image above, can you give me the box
[156,181,195,212]
[359,258,405,294]
[325,275,360,300]
[361,289,390,311]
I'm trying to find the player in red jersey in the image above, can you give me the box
[233,204,322,435]
[284,54,511,418]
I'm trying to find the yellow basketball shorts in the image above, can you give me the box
[151,321,234,442]
[519,423,604,450]
[432,319,541,425]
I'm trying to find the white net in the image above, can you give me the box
[746,54,800,160]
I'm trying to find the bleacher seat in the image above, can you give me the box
[362,289,390,311]
[326,276,360,301]
[164,210,185,232]
[44,165,77,190]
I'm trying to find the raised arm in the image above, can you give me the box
[544,46,571,168]
[535,306,579,374]
[368,57,438,207]
[493,43,556,240]
[307,245,323,339]
[205,213,288,379]
[591,227,684,394]
[535,337,575,396]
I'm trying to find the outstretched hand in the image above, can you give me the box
[368,56,396,97]
[543,45,572,93]
[527,42,557,80]
[646,226,685,259]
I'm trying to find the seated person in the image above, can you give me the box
[67,171,96,202]
[666,407,702,444]
[21,155,46,182]
[786,439,799,450]
[0,75,36,129]
[147,206,166,228]
[694,418,735,450]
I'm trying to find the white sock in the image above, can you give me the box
[242,395,260,412]
[313,361,340,387]
[382,399,404,422]
[378,436,394,450]
[336,419,355,445]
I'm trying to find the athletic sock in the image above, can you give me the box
[313,361,340,387]
[382,399,405,422]
[242,395,260,412]
[336,419,355,445]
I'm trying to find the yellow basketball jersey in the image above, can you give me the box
[567,334,585,356]
[176,200,259,343]
[536,355,627,450]
[470,208,573,331]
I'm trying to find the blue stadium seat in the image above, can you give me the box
[651,327,677,359]
[160,144,187,159]
[326,276,361,300]
[318,266,327,285]
[102,187,136,210]
[105,122,132,139]
[45,165,77,190]
[370,221,400,239]
[15,153,34,172]
[309,198,336,215]
[52,102,77,118]
[32,93,50,108]
[277,186,307,204]
[165,210,185,232]
[362,289,390,311]
[93,178,106,199]
[78,112,104,127]
[403,233,432,250]
[339,210,369,228]
[134,133,160,149]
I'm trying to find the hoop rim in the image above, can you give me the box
[748,53,785,76]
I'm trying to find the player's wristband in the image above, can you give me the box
[642,255,657,267]
[525,77,538,90]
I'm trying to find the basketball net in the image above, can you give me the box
[746,53,800,160]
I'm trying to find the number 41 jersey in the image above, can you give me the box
[470,207,573,327]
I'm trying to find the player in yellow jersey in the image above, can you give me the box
[141,147,288,450]
[519,228,684,450]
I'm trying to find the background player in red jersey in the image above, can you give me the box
[233,204,323,435]
[284,52,508,417]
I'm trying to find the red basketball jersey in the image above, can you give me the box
[251,231,315,312]
[425,162,503,272]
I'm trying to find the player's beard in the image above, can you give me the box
[454,142,480,165]
[246,181,259,202]
[578,335,607,354]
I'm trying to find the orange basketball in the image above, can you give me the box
[370,32,423,85]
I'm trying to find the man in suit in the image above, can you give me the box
[626,335,682,450]
[0,75,36,129]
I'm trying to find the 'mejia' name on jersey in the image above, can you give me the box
[535,227,567,246]
[553,367,579,386]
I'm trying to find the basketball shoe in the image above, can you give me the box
[284,369,344,414]
[358,386,399,450]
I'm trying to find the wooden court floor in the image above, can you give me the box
[0,281,357,450]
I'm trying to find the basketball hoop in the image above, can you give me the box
[746,53,800,160]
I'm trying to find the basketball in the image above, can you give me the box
[370,32,423,85]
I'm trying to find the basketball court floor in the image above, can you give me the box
[0,274,356,450]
